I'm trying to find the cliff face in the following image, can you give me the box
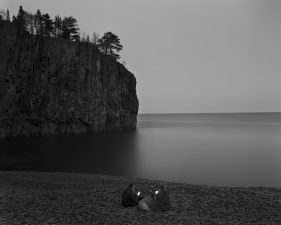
[0,20,138,138]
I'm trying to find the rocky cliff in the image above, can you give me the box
[0,20,138,138]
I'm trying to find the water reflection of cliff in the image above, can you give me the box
[1,129,139,177]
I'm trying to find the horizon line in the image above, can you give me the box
[138,111,281,114]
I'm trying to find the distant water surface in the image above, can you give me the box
[1,113,281,188]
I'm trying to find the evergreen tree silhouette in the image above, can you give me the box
[25,12,35,34]
[97,32,123,59]
[17,6,26,31]
[53,15,62,37]
[6,9,10,21]
[62,16,79,41]
[42,13,54,36]
[34,9,43,35]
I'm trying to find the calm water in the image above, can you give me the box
[1,113,281,188]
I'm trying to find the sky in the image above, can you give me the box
[1,0,281,113]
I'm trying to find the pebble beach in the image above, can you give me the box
[1,171,281,224]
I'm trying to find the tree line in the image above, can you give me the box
[0,6,124,60]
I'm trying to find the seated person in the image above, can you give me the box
[121,183,143,207]
[150,185,171,212]
[138,194,155,210]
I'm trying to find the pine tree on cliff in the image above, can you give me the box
[17,6,27,31]
[34,9,43,35]
[97,32,123,59]
[62,20,70,40]
[42,13,54,36]
[12,16,17,24]
[91,32,100,45]
[62,16,79,41]
[6,9,10,21]
[25,12,35,35]
[53,15,62,37]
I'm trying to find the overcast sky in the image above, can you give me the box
[2,0,281,113]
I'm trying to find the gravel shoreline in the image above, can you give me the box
[1,171,281,224]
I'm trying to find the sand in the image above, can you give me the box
[1,171,281,224]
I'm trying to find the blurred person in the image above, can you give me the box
[121,183,143,207]
[150,185,171,212]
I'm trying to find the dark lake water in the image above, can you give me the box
[1,113,281,188]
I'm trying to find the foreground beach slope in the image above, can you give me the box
[1,171,281,224]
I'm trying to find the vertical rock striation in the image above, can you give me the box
[0,20,138,138]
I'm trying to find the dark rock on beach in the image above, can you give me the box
[1,171,281,224]
[0,20,138,138]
